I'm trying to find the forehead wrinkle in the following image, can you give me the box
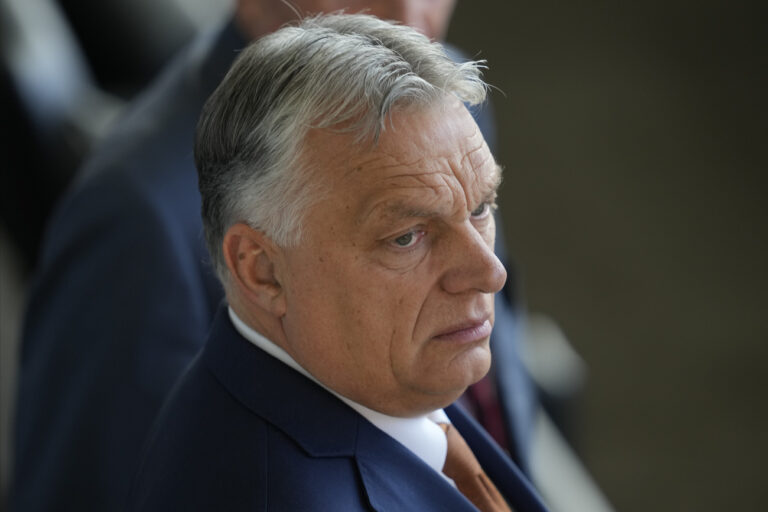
[341,154,398,179]
[461,137,492,168]
[456,144,502,208]
[358,172,459,226]
[374,167,454,186]
[341,146,431,180]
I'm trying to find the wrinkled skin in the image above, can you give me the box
[228,99,506,417]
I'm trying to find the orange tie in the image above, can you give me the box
[439,423,513,512]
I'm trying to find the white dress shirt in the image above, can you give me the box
[228,307,451,478]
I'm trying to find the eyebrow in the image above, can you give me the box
[362,164,503,225]
[373,201,442,222]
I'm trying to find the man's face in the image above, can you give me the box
[241,0,457,41]
[273,99,506,416]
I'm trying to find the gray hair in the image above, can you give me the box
[195,13,488,283]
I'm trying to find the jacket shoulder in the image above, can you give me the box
[128,360,370,511]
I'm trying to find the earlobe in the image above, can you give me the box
[223,223,286,317]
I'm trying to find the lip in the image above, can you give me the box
[432,317,492,344]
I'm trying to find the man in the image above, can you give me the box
[128,13,547,511]
[12,1,535,511]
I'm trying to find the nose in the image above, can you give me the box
[439,222,507,295]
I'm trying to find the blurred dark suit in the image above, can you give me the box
[12,18,534,512]
[12,21,238,511]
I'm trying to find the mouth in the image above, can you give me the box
[432,317,492,344]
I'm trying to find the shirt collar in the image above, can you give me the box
[228,307,450,476]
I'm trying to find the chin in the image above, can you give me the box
[425,351,492,401]
[460,342,493,383]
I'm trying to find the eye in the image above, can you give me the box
[470,202,491,219]
[390,230,425,249]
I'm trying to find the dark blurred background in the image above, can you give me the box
[1,1,766,511]
[450,1,768,510]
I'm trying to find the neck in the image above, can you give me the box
[228,298,289,351]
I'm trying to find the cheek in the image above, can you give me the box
[297,258,412,341]
[360,278,422,342]
[347,274,430,371]
[386,290,439,369]
[283,252,345,338]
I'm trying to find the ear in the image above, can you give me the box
[222,223,286,317]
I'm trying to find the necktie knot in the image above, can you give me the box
[439,423,513,512]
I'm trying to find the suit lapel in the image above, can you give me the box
[355,419,479,512]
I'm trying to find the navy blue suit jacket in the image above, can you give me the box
[13,18,534,512]
[127,306,548,512]
[12,23,240,512]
